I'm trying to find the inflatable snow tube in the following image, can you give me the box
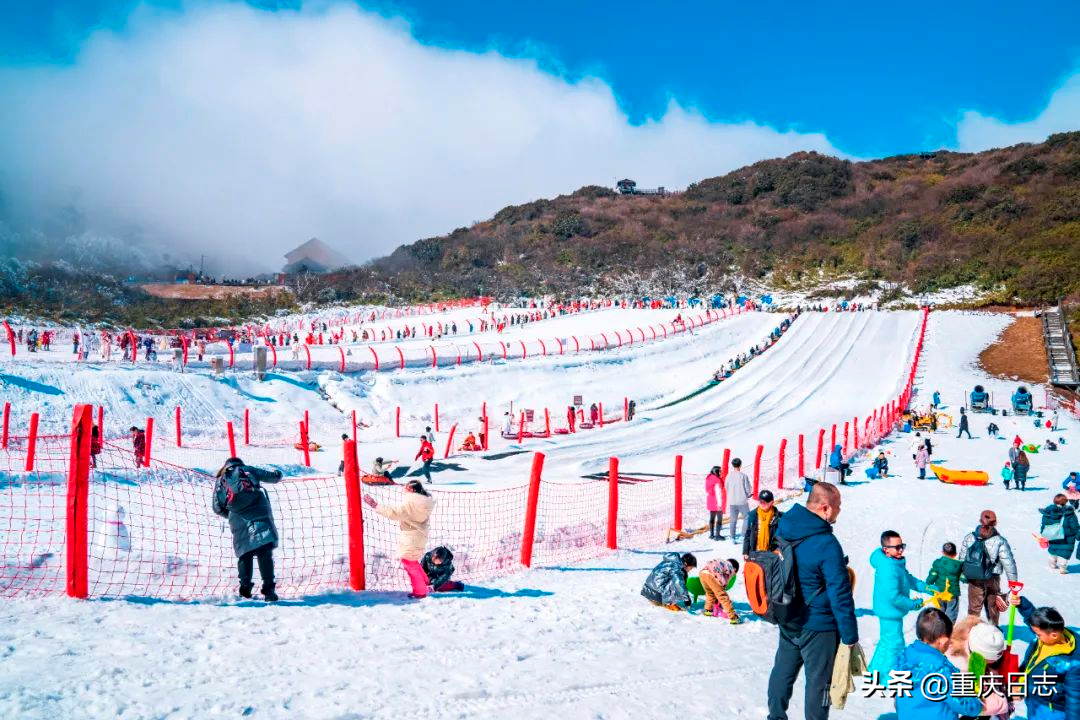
[293,441,321,451]
[930,464,989,486]
[361,474,395,485]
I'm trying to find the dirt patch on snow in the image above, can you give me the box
[978,315,1049,384]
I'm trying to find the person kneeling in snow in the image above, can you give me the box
[422,546,464,592]
[700,558,741,624]
[641,552,696,611]
[212,457,284,602]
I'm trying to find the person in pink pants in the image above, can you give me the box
[364,480,435,598]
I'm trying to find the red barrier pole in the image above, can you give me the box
[842,421,849,457]
[396,406,401,438]
[521,452,545,567]
[482,412,489,451]
[798,433,805,477]
[607,457,619,550]
[674,454,683,531]
[25,412,39,471]
[1,401,9,449]
[434,403,440,433]
[517,411,525,443]
[244,408,251,446]
[300,421,311,467]
[352,409,358,442]
[753,444,764,496]
[342,438,365,590]
[304,409,310,438]
[443,424,457,459]
[175,406,182,447]
[144,417,153,467]
[598,402,604,428]
[853,416,859,449]
[544,408,550,436]
[623,397,628,421]
[778,438,787,489]
[227,421,237,458]
[830,424,837,456]
[66,404,93,598]
[97,405,104,439]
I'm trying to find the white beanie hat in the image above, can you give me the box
[968,623,1006,662]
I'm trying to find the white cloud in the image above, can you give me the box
[0,2,845,272]
[955,71,1080,152]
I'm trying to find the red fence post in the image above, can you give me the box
[227,421,237,458]
[520,452,545,567]
[816,428,825,470]
[1,401,9,449]
[304,409,310,439]
[443,424,457,459]
[674,455,683,532]
[607,457,619,550]
[517,411,525,443]
[830,424,837,456]
[97,405,104,440]
[434,403,440,433]
[395,406,401,438]
[598,402,604,428]
[352,409,358,442]
[342,439,365,591]
[244,408,251,446]
[623,397,628,421]
[778,438,787,490]
[482,412,489,451]
[175,406,182,447]
[753,444,764,496]
[798,434,805,478]
[66,404,93,599]
[842,421,849,457]
[143,417,153,467]
[544,408,550,436]
[300,421,311,467]
[853,416,859,449]
[25,412,39,471]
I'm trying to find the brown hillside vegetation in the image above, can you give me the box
[978,315,1049,384]
[320,132,1080,305]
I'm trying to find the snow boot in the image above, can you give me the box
[262,584,278,602]
[239,584,253,599]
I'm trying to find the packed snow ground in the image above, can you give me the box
[0,310,1077,719]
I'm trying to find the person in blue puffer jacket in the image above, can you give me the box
[828,444,850,484]
[867,530,927,675]
[895,608,987,719]
[1009,594,1080,720]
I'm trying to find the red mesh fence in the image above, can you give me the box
[530,480,608,567]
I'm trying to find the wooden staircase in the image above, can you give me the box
[1042,304,1080,389]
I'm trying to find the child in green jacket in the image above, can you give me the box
[925,542,963,622]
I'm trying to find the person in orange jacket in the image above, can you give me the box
[415,436,435,483]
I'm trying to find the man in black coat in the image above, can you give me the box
[212,457,283,601]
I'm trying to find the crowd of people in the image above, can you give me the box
[712,314,795,382]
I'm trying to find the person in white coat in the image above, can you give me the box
[364,480,435,598]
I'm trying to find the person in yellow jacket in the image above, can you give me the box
[364,480,435,598]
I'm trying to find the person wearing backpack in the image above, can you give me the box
[765,482,858,720]
[867,530,928,675]
[211,457,284,601]
[1040,494,1079,574]
[957,510,1018,626]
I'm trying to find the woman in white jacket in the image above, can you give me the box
[363,480,435,598]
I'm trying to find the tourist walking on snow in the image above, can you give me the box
[956,407,972,439]
[767,482,858,720]
[364,480,434,599]
[1040,494,1078,574]
[725,457,752,542]
[1013,448,1031,490]
[415,436,435,483]
[958,510,1017,626]
[915,444,929,480]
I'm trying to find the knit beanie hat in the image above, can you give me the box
[968,623,1006,662]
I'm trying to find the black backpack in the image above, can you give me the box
[962,533,996,581]
[745,536,823,626]
[223,466,259,508]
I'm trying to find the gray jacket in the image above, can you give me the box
[958,529,1018,582]
[641,552,691,607]
[726,470,752,507]
[212,463,283,557]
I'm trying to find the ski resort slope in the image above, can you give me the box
[1,310,1076,720]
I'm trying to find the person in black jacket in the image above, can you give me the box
[767,482,858,720]
[212,457,283,601]
[421,546,464,592]
[743,489,783,560]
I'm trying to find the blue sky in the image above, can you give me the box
[3,0,1079,157]
[1,0,1078,267]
